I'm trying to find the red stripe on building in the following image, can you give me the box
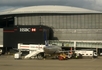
[4,30,15,32]
[20,46,29,48]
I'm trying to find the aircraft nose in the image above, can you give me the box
[44,47,53,53]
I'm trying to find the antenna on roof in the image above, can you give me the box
[39,16,42,25]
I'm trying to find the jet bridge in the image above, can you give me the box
[48,40,102,55]
[48,40,102,48]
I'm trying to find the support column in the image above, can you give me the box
[96,47,98,56]
[74,41,76,51]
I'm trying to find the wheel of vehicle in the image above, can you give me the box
[37,54,44,59]
[67,54,72,59]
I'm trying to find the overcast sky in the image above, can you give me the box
[0,0,102,11]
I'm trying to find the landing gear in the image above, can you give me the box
[37,53,44,60]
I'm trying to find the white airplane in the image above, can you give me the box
[44,44,62,54]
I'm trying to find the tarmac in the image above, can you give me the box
[0,55,102,70]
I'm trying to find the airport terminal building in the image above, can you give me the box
[0,5,102,53]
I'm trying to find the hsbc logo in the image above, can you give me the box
[20,28,30,32]
[31,28,36,32]
[20,28,36,32]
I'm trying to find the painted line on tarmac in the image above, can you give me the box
[90,59,97,62]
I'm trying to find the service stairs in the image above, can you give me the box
[24,50,43,59]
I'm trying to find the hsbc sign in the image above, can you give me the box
[31,28,36,32]
[20,28,30,32]
[20,28,36,32]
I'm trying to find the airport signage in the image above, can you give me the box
[20,28,36,32]
[20,28,30,32]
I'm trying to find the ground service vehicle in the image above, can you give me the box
[14,43,45,59]
[75,50,98,58]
